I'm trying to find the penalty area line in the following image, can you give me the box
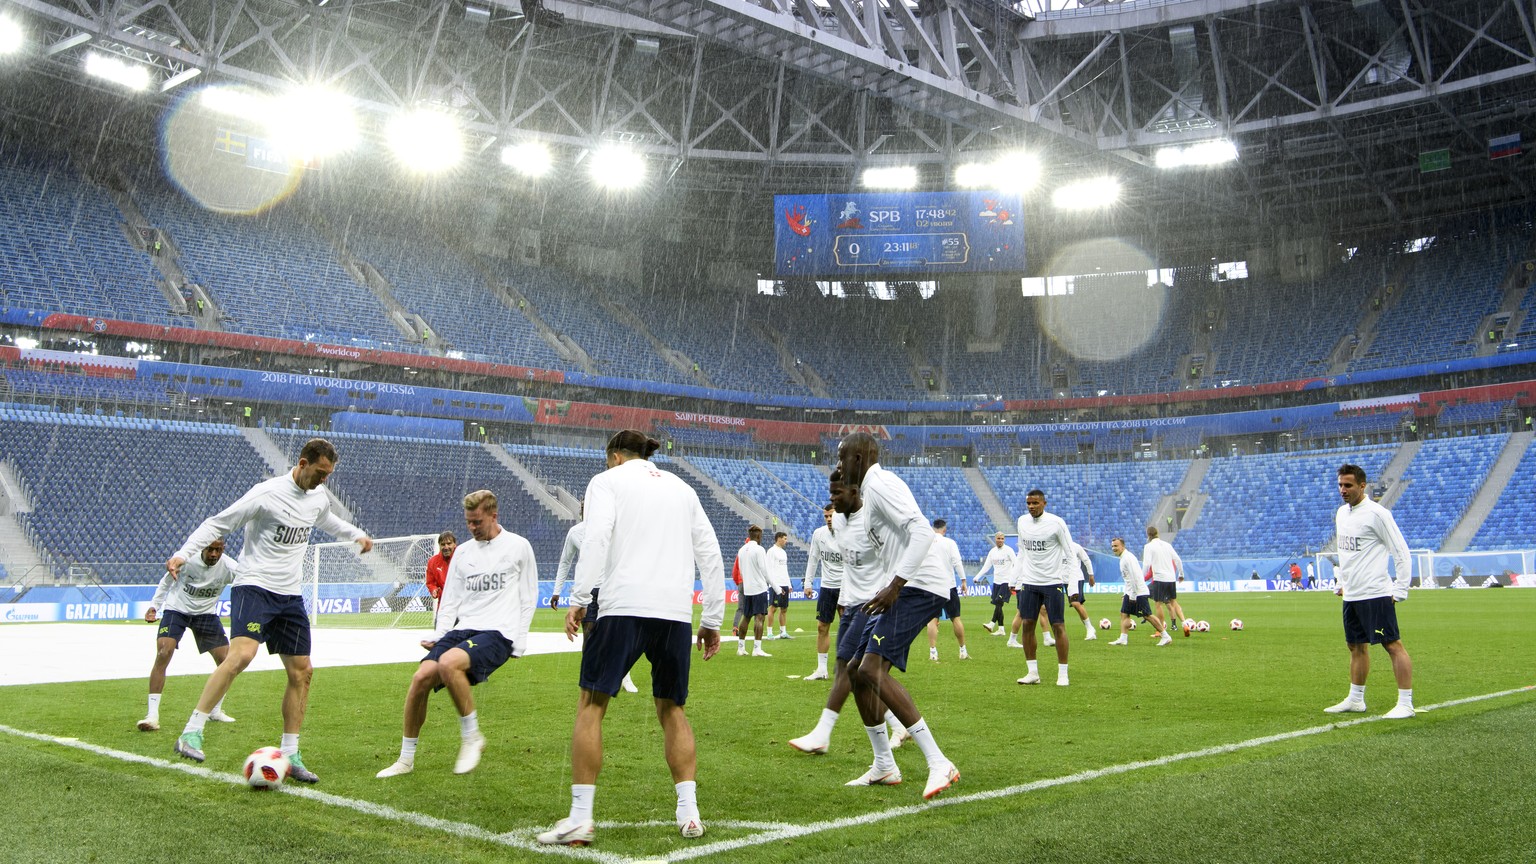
[664,684,1536,862]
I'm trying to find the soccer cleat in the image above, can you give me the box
[929,648,939,662]
[454,732,486,774]
[981,621,996,633]
[1108,636,1128,645]
[1382,704,1416,720]
[1017,672,1041,685]
[173,731,204,762]
[890,724,912,749]
[1324,699,1368,714]
[990,627,1007,637]
[788,731,830,754]
[958,648,970,660]
[922,762,960,800]
[1082,630,1097,642]
[737,643,748,656]
[208,709,237,723]
[536,817,596,846]
[1006,639,1022,649]
[286,751,319,784]
[1156,633,1173,647]
[1042,633,1056,647]
[1182,622,1191,637]
[805,668,829,680]
[845,765,903,786]
[779,632,794,640]
[679,819,705,839]
[751,648,773,657]
[137,716,160,732]
[375,760,414,778]
[1056,672,1069,687]
[621,675,639,694]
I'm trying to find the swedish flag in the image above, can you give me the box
[213,128,248,156]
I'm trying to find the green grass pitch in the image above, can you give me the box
[3,589,1533,863]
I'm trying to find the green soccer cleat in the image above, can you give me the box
[286,750,319,784]
[174,731,204,762]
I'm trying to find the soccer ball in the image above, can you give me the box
[1196,620,1211,632]
[1128,619,1138,630]
[243,746,290,790]
[1182,618,1197,631]
[1230,619,1244,631]
[1098,618,1112,630]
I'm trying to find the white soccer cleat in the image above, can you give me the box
[1324,699,1368,714]
[1156,634,1173,647]
[679,818,705,838]
[536,817,596,846]
[889,724,912,749]
[136,716,160,732]
[1041,633,1056,647]
[1082,630,1097,641]
[1017,672,1041,685]
[929,648,939,662]
[737,644,748,656]
[981,621,996,633]
[991,627,1007,637]
[1056,672,1069,687]
[1382,704,1416,720]
[788,731,830,755]
[375,760,414,778]
[751,648,773,657]
[1006,638,1022,649]
[454,732,486,774]
[804,668,829,681]
[845,765,902,786]
[208,710,237,723]
[958,648,970,660]
[1108,636,1128,646]
[621,674,639,694]
[923,762,960,800]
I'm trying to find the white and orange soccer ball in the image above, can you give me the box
[1196,620,1211,632]
[243,746,290,790]
[1230,619,1244,631]
[1098,618,1112,630]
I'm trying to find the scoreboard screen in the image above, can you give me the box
[773,191,1025,278]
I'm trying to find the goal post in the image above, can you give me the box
[305,533,440,629]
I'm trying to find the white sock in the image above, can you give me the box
[184,710,209,734]
[813,707,839,738]
[147,693,161,716]
[1026,659,1038,675]
[779,626,787,636]
[1397,688,1413,708]
[460,711,479,737]
[570,784,596,822]
[675,780,699,823]
[1059,663,1069,677]
[211,697,225,716]
[400,737,418,763]
[883,709,905,734]
[280,733,299,757]
[865,725,896,772]
[1350,683,1366,702]
[816,653,828,674]
[905,718,948,768]
[754,639,762,651]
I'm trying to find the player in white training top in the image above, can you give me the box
[924,519,970,662]
[975,532,1016,636]
[377,490,538,778]
[1014,489,1074,686]
[538,430,725,847]
[139,538,240,732]
[766,531,793,639]
[802,502,844,680]
[736,525,773,656]
[1324,463,1416,719]
[548,502,638,693]
[1143,526,1191,637]
[169,437,372,781]
[1107,537,1169,646]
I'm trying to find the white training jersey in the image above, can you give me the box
[1143,537,1182,583]
[860,464,947,600]
[1068,541,1094,593]
[432,526,539,655]
[833,507,887,606]
[174,473,366,596]
[1014,511,1075,587]
[766,544,791,589]
[1335,497,1412,602]
[804,525,844,590]
[921,534,966,590]
[150,554,241,616]
[572,458,725,630]
[738,540,771,595]
[1118,550,1149,599]
[975,544,1017,586]
[552,521,586,598]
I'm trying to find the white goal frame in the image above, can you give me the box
[304,533,439,627]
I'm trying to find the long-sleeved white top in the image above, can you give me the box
[1335,497,1412,602]
[572,458,725,630]
[432,526,538,655]
[766,544,791,589]
[1143,537,1183,583]
[833,507,888,606]
[860,464,946,599]
[1067,541,1094,591]
[975,545,1017,586]
[150,555,241,616]
[922,534,966,589]
[1118,550,1149,599]
[173,474,366,596]
[804,525,844,589]
[738,540,771,595]
[1015,511,1075,587]
[552,522,586,597]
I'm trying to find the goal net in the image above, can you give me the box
[304,533,440,629]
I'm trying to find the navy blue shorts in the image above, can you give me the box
[1067,586,1086,605]
[739,591,769,618]
[836,604,874,662]
[991,584,1012,606]
[815,586,842,625]
[1149,581,1178,603]
[857,587,945,672]
[229,585,310,656]
[770,588,790,609]
[157,609,229,654]
[1342,596,1401,645]
[1016,584,1066,625]
[938,587,962,621]
[579,615,692,704]
[586,587,601,622]
[1120,595,1153,619]
[424,629,512,689]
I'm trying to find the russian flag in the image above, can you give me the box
[1489,133,1521,160]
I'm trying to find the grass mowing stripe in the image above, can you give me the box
[664,683,1536,862]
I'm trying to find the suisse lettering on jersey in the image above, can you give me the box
[1025,539,1049,552]
[272,525,313,545]
[1337,535,1363,552]
[185,585,223,599]
[464,572,509,592]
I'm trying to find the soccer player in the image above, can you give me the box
[376,491,538,777]
[1144,526,1190,636]
[736,525,773,657]
[767,531,793,639]
[839,433,960,800]
[138,539,239,732]
[730,531,748,639]
[1014,489,1073,686]
[1066,541,1099,642]
[424,530,456,613]
[924,519,970,662]
[974,532,1016,636]
[168,438,372,782]
[1324,463,1415,719]
[802,503,844,680]
[537,430,724,846]
[1107,537,1169,646]
[550,502,637,693]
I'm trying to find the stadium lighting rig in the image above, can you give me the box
[1052,177,1121,210]
[1154,139,1239,169]
[955,152,1041,192]
[501,141,553,177]
[201,84,360,159]
[588,144,646,189]
[386,108,465,174]
[861,165,918,189]
[83,51,151,91]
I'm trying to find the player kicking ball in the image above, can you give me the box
[1106,538,1169,646]
[139,539,240,731]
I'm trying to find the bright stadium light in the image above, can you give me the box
[385,109,463,174]
[269,87,359,159]
[200,84,269,119]
[955,152,1040,191]
[1154,138,1238,169]
[861,165,918,189]
[1052,177,1120,211]
[588,145,646,189]
[84,51,151,91]
[0,16,25,55]
[501,141,553,177]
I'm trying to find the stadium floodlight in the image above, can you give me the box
[588,144,646,189]
[861,165,918,189]
[385,109,464,174]
[1154,138,1238,169]
[0,16,24,55]
[159,68,201,92]
[84,51,151,91]
[1052,177,1120,211]
[955,152,1040,192]
[200,84,268,118]
[269,87,359,159]
[501,141,553,177]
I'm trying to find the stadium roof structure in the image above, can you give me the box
[4,0,1536,246]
